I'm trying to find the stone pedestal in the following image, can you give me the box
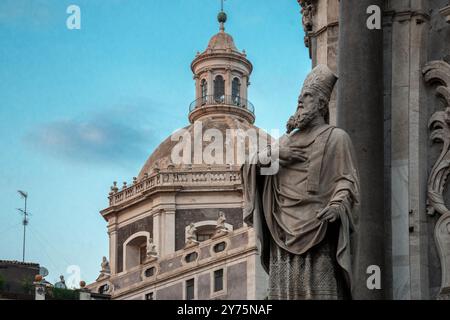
[79,289,91,300]
[34,283,46,300]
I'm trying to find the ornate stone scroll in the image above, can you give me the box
[423,60,450,299]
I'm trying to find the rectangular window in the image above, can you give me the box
[197,233,212,242]
[145,292,154,300]
[214,269,224,292]
[186,279,195,300]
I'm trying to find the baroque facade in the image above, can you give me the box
[87,12,268,300]
[298,0,450,300]
[87,1,450,300]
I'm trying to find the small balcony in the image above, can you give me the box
[189,95,255,115]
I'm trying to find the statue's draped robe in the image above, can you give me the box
[242,124,360,300]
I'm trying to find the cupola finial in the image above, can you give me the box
[217,0,227,32]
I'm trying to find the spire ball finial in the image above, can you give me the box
[218,11,227,24]
[218,11,227,32]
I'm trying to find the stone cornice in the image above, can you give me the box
[189,104,255,124]
[307,21,339,38]
[383,10,430,23]
[191,52,253,75]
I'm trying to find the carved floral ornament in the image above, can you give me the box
[423,60,450,299]
[424,60,450,217]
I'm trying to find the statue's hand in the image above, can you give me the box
[317,205,340,223]
[279,145,308,164]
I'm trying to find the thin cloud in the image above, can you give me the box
[23,104,178,166]
[0,0,53,27]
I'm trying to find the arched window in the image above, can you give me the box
[196,226,216,242]
[201,79,208,104]
[123,231,150,271]
[214,75,225,103]
[232,78,241,105]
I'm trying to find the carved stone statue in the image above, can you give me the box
[186,223,198,245]
[215,211,228,235]
[146,237,158,258]
[100,256,110,275]
[242,64,360,300]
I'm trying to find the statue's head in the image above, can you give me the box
[294,65,337,130]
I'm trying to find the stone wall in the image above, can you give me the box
[157,282,183,300]
[116,215,153,273]
[224,262,247,299]
[0,261,39,294]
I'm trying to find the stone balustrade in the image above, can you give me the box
[108,168,242,206]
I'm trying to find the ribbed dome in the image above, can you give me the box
[207,31,238,51]
[138,115,265,179]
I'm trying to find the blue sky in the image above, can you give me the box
[0,0,309,285]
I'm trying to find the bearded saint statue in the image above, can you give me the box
[242,64,360,300]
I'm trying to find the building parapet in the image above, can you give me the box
[105,168,242,208]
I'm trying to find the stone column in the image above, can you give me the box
[242,75,249,103]
[107,216,118,275]
[194,75,200,102]
[162,209,176,256]
[207,69,213,99]
[385,1,430,300]
[153,208,176,257]
[225,68,232,97]
[337,0,386,300]
[152,210,162,257]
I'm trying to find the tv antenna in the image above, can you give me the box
[17,190,29,262]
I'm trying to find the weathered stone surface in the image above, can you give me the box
[226,262,247,299]
[156,282,183,300]
[337,0,385,300]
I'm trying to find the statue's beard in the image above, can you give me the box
[294,110,319,130]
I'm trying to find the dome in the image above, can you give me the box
[207,31,238,52]
[138,115,266,179]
